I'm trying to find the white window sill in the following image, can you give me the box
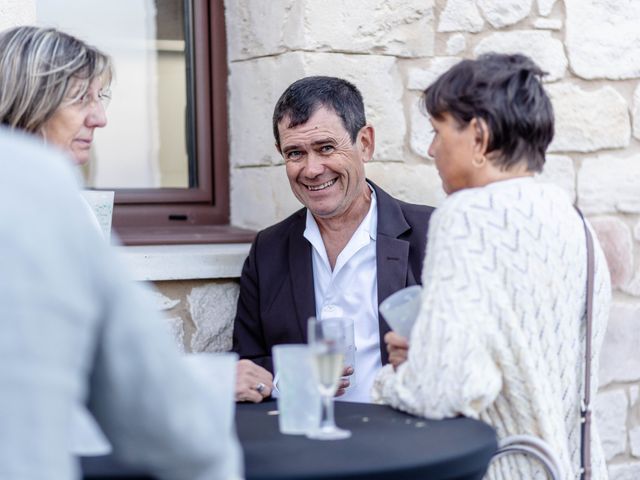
[118,243,252,282]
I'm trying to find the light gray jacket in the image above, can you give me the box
[0,129,242,480]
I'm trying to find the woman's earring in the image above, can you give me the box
[472,155,486,168]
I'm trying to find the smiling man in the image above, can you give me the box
[232,76,435,403]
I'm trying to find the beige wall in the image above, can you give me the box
[225,0,640,477]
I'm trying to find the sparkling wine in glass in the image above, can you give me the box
[306,317,352,440]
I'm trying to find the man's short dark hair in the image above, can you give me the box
[272,76,366,148]
[423,53,554,173]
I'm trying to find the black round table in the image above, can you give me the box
[237,400,497,480]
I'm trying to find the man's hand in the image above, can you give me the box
[235,359,273,403]
[385,331,409,370]
[335,366,354,397]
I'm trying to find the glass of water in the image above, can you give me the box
[306,317,352,440]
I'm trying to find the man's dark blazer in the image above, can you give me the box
[232,181,434,373]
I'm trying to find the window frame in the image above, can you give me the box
[111,0,253,245]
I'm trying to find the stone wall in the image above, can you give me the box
[226,0,640,476]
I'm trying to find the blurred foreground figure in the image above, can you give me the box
[0,129,242,479]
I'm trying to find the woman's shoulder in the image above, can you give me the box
[433,178,573,230]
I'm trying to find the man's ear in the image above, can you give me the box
[358,124,375,164]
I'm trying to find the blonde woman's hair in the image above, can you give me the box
[0,26,112,134]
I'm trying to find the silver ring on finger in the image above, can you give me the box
[255,382,266,394]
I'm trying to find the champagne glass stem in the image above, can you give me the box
[319,393,336,431]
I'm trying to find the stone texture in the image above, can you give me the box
[477,0,533,28]
[535,154,575,202]
[188,283,240,353]
[609,462,640,480]
[632,386,639,406]
[229,52,404,168]
[146,290,181,311]
[566,0,640,79]
[365,162,445,208]
[407,57,462,90]
[301,0,435,58]
[438,0,484,33]
[595,389,628,460]
[225,0,302,61]
[165,316,185,353]
[231,166,301,231]
[473,31,566,82]
[0,0,35,30]
[410,95,433,159]
[633,84,640,141]
[578,154,640,215]
[446,33,466,55]
[589,217,633,289]
[547,84,630,153]
[228,53,306,168]
[533,18,561,30]
[537,0,557,16]
[631,426,640,458]
[226,0,434,61]
[599,301,640,387]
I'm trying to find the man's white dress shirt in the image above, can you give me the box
[304,188,381,403]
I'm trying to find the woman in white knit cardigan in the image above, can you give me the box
[372,53,611,480]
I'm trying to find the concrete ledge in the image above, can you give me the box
[118,243,251,282]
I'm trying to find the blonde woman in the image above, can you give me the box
[0,25,111,165]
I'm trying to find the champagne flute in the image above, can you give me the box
[306,317,352,440]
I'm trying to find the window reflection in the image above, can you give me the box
[36,0,192,189]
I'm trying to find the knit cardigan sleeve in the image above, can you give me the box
[372,194,503,419]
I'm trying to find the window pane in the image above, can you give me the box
[36,0,193,189]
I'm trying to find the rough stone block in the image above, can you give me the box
[226,0,434,60]
[595,389,628,460]
[588,217,633,289]
[537,0,557,16]
[599,301,640,386]
[633,84,640,141]
[547,84,630,153]
[145,290,181,311]
[578,154,640,215]
[446,34,466,55]
[535,154,575,201]
[229,53,307,168]
[301,0,435,58]
[231,166,301,231]
[566,0,640,79]
[438,0,484,33]
[407,57,462,91]
[225,0,302,61]
[631,426,640,458]
[188,282,240,353]
[632,385,639,406]
[609,462,640,480]
[0,0,35,30]
[410,95,434,159]
[473,31,566,82]
[477,0,533,28]
[365,162,445,208]
[165,316,185,353]
[533,18,562,30]
[229,52,404,168]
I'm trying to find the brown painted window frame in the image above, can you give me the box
[111,0,254,245]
